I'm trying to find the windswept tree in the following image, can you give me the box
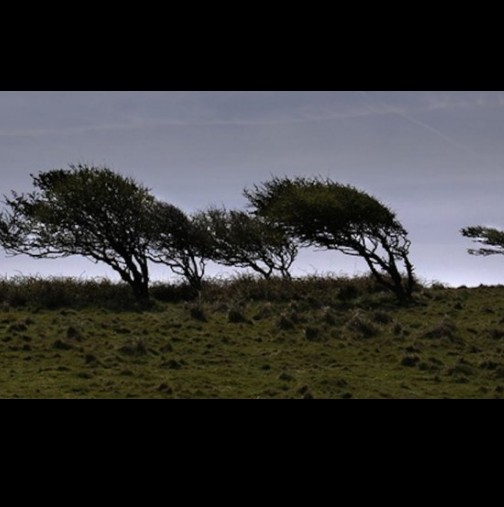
[0,165,163,304]
[461,226,504,256]
[199,208,298,279]
[149,203,213,291]
[245,177,415,302]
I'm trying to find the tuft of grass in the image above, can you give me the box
[401,356,420,367]
[189,305,208,322]
[305,326,325,342]
[373,311,394,325]
[228,308,249,324]
[253,303,274,321]
[487,328,504,340]
[8,322,28,333]
[52,340,73,351]
[346,311,380,338]
[161,359,183,370]
[67,326,84,341]
[422,317,457,340]
[118,338,148,356]
[278,314,295,330]
[84,354,98,365]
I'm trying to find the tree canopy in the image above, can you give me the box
[0,165,162,303]
[199,208,298,279]
[461,226,504,256]
[245,176,415,301]
[0,168,422,302]
[148,203,212,291]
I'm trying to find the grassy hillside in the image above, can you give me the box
[1,276,503,398]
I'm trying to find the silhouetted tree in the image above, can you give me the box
[461,226,504,256]
[245,176,415,302]
[199,208,298,279]
[0,165,162,304]
[149,203,212,291]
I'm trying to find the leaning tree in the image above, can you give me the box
[148,202,213,292]
[199,208,298,279]
[0,165,165,304]
[245,176,415,302]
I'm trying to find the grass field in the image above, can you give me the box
[1,276,504,398]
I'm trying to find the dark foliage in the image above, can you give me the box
[245,176,416,302]
[149,204,211,291]
[198,208,298,279]
[0,165,160,304]
[461,226,504,256]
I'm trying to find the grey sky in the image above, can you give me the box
[1,91,504,286]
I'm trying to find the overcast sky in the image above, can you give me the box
[1,90,504,287]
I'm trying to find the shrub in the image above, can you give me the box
[151,282,197,302]
[338,283,361,301]
[0,276,136,310]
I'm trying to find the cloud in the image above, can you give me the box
[357,91,504,171]
[0,93,402,138]
[424,91,504,112]
[1,91,503,140]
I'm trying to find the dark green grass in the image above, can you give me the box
[1,277,504,398]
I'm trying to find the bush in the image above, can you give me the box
[151,282,198,302]
[338,283,361,301]
[0,273,414,311]
[0,276,136,310]
[198,273,392,305]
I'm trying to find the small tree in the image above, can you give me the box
[149,203,212,291]
[0,165,161,304]
[245,176,415,302]
[461,226,504,256]
[199,208,298,279]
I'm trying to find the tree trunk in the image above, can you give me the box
[360,250,414,304]
[131,279,151,306]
